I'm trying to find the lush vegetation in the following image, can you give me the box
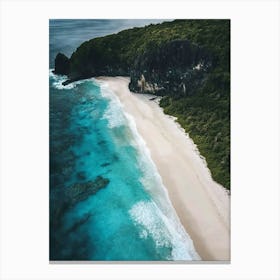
[160,69,230,189]
[57,20,230,189]
[68,20,229,77]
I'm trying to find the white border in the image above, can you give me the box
[1,0,279,279]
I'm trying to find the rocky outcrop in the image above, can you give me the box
[50,175,109,228]
[52,20,229,98]
[65,176,109,206]
[54,52,70,75]
[50,175,109,260]
[55,37,212,95]
[55,39,212,97]
[129,39,212,96]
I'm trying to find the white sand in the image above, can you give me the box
[96,76,230,261]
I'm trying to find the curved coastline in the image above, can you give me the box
[50,70,201,260]
[96,76,230,261]
[98,81,200,261]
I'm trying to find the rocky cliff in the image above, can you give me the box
[54,20,229,94]
[55,39,212,94]
[54,52,70,75]
[128,39,212,96]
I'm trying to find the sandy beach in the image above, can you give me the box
[97,76,230,261]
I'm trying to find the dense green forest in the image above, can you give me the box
[159,69,230,189]
[55,20,230,189]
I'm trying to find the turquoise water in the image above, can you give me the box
[49,70,199,261]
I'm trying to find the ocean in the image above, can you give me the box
[49,19,199,261]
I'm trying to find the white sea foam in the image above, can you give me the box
[126,115,201,260]
[97,79,200,260]
[129,201,200,260]
[130,201,171,248]
[49,69,83,90]
[98,82,127,129]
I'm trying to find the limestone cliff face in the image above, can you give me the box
[128,39,212,96]
[54,39,212,95]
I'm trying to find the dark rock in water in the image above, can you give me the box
[65,176,109,206]
[50,175,109,229]
[62,79,73,86]
[62,77,87,86]
[54,52,70,75]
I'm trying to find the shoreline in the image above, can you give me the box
[96,76,230,261]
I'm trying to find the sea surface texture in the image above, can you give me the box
[49,19,199,261]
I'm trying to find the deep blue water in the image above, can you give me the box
[49,20,198,261]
